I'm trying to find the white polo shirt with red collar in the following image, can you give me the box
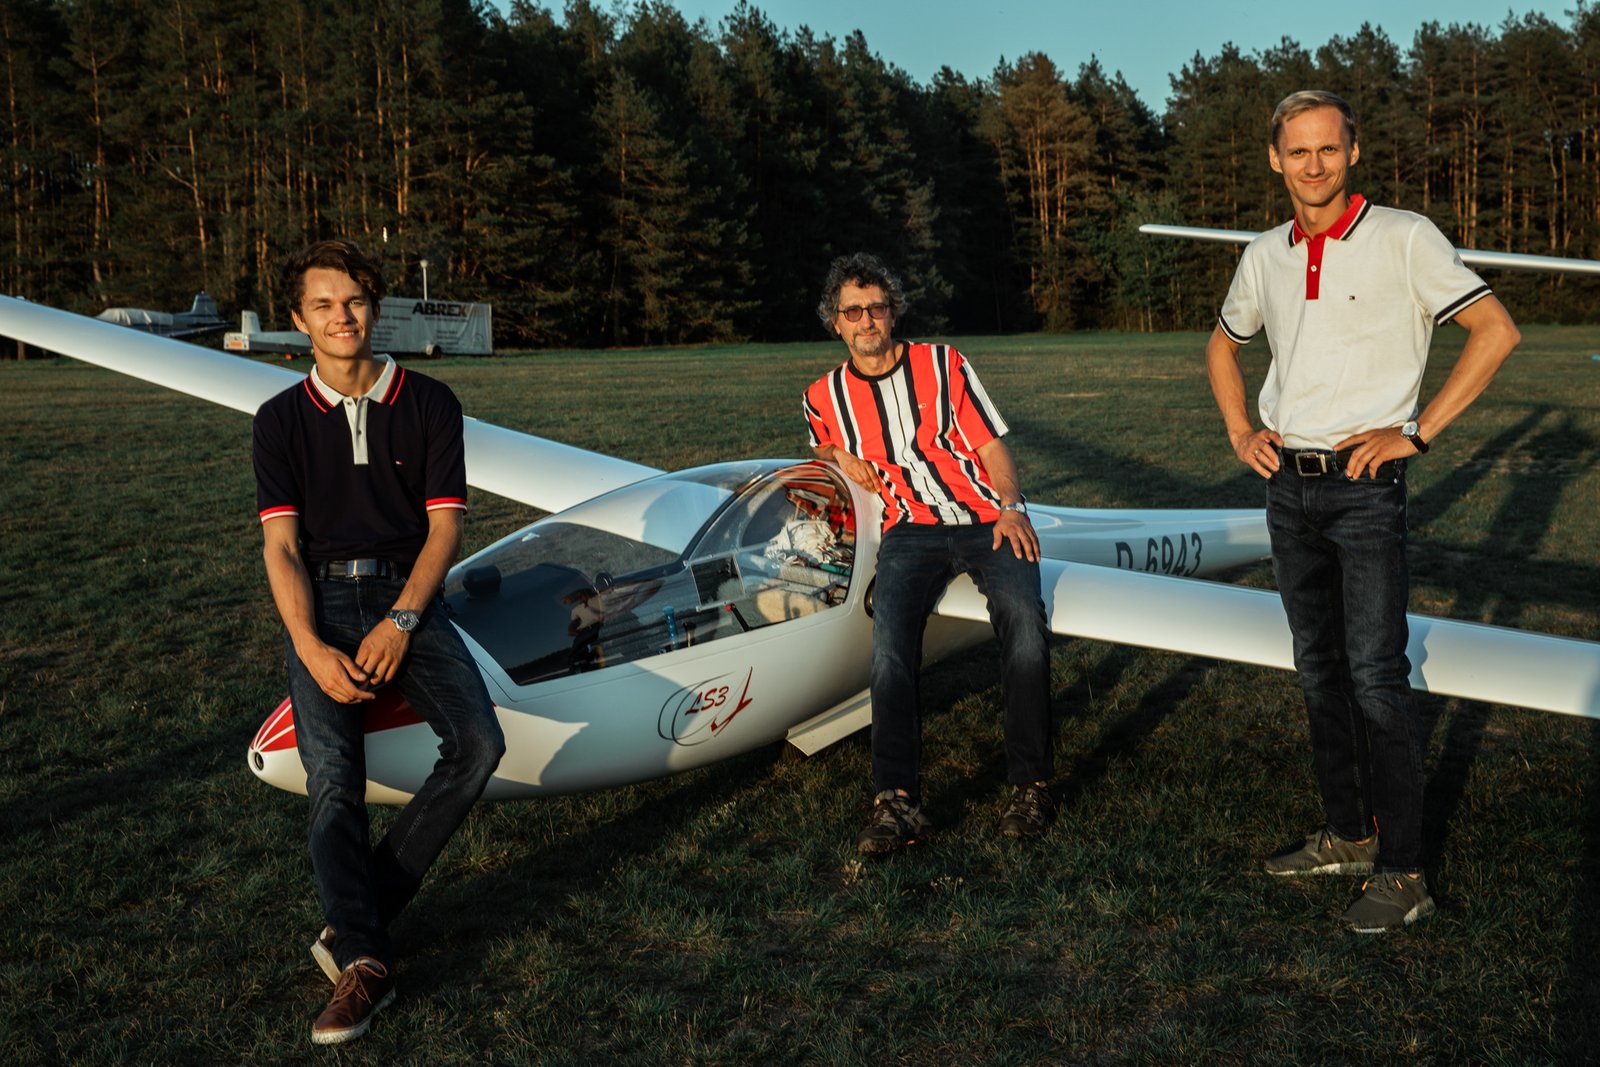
[1218,194,1492,450]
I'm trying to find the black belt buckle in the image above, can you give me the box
[1293,451,1334,477]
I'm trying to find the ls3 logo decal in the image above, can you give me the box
[1114,533,1203,576]
[658,668,755,746]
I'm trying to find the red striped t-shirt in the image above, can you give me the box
[802,342,1008,530]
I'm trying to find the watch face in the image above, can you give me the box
[389,610,420,632]
[1402,420,1419,437]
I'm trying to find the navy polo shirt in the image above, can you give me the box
[252,356,468,566]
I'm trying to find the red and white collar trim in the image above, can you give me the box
[304,355,403,412]
[1287,195,1370,300]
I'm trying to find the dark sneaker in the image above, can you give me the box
[310,957,396,1045]
[1341,872,1436,933]
[311,925,339,984]
[1263,827,1378,876]
[856,790,932,854]
[998,782,1054,839]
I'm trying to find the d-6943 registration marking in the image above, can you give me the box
[1115,533,1203,576]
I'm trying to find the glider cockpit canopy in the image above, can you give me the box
[444,460,857,686]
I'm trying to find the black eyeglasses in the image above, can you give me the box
[836,303,891,322]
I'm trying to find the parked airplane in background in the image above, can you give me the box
[225,296,494,358]
[223,310,311,358]
[94,291,232,338]
[1,295,1596,805]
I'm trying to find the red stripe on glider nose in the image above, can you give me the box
[250,688,425,753]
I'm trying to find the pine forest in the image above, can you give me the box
[5,0,1600,347]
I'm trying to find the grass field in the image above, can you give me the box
[2,326,1598,1064]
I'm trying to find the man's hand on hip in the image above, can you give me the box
[1232,427,1283,478]
[993,510,1040,562]
[1336,427,1416,478]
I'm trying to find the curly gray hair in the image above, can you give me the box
[815,253,908,334]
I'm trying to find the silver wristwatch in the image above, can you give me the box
[1400,420,1429,454]
[386,609,421,633]
[999,499,1028,515]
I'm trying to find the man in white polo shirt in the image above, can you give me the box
[1204,91,1520,933]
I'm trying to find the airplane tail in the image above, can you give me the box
[238,310,261,335]
[189,291,220,319]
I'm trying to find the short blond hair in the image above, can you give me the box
[1271,91,1356,147]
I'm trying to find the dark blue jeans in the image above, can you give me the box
[1267,457,1423,872]
[870,521,1052,799]
[287,575,505,969]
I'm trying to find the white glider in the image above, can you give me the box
[2,294,1595,803]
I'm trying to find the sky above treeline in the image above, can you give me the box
[494,0,1576,109]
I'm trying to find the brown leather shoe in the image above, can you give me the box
[310,957,395,1045]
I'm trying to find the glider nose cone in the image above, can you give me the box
[246,689,424,797]
[251,697,297,755]
[248,697,307,794]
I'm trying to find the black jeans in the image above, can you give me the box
[1267,457,1423,872]
[869,522,1053,799]
[287,575,505,968]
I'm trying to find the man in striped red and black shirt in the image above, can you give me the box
[802,252,1054,854]
[252,240,504,1044]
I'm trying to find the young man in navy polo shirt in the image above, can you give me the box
[1205,92,1520,932]
[253,240,504,1043]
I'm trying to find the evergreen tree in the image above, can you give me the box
[916,67,1025,333]
[5,0,1600,342]
[54,0,143,304]
[1316,25,1408,205]
[719,3,830,338]
[0,0,74,303]
[982,53,1102,329]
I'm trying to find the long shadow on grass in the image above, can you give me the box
[1409,541,1600,624]
[392,636,1137,998]
[1407,406,1550,528]
[927,640,1208,834]
[1410,408,1600,616]
[1421,417,1600,889]
[1047,646,1211,816]
[0,715,239,836]
[386,740,791,997]
[1558,719,1600,1063]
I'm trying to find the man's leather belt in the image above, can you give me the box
[1282,447,1354,477]
[314,559,406,581]
[1280,447,1402,480]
